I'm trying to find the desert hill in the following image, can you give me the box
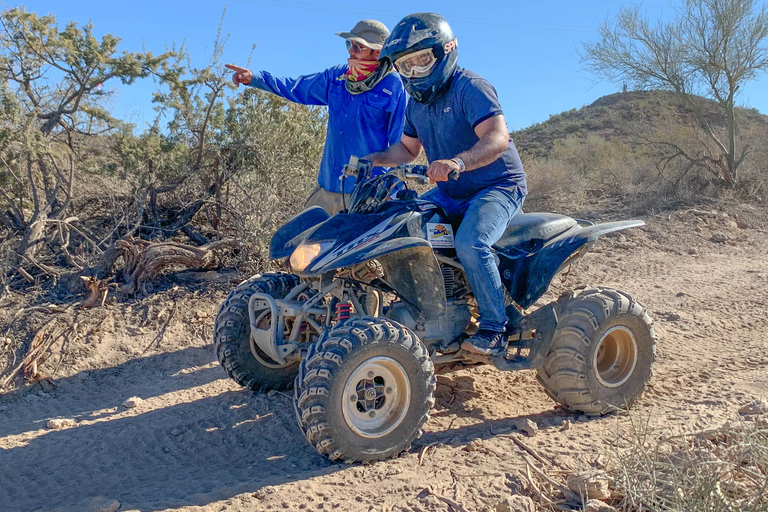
[512,90,768,158]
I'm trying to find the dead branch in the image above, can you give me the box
[524,463,555,506]
[21,254,60,278]
[116,237,236,294]
[92,242,124,279]
[502,434,554,467]
[449,470,503,478]
[418,442,442,466]
[1,315,62,388]
[79,276,101,309]
[13,305,69,317]
[45,216,103,255]
[16,265,34,283]
[50,320,78,380]
[523,455,582,503]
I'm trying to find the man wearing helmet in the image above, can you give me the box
[226,20,407,214]
[364,13,528,356]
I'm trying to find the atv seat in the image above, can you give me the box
[493,213,577,252]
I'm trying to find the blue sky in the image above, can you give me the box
[11,0,768,131]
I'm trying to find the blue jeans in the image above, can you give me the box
[421,185,526,332]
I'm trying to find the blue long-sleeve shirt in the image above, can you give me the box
[248,65,407,194]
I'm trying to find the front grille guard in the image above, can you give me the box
[247,281,336,365]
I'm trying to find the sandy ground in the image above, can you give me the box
[1,202,767,512]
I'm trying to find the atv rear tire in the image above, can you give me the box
[214,273,301,392]
[537,288,656,416]
[295,317,435,463]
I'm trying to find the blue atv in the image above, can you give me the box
[214,158,656,463]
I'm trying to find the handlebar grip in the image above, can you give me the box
[411,165,428,176]
[448,169,460,181]
[358,158,372,172]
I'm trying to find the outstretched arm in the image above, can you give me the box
[224,63,331,106]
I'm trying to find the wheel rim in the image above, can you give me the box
[593,326,638,388]
[341,357,411,439]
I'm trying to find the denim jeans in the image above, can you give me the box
[421,185,526,332]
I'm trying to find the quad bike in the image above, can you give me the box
[214,157,656,463]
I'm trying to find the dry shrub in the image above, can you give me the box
[522,133,650,211]
[606,416,768,511]
[516,91,768,213]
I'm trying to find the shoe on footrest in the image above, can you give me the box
[461,329,506,356]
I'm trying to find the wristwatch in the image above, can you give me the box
[450,157,466,173]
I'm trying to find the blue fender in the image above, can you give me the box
[545,220,645,247]
[503,220,645,308]
[303,236,447,320]
[269,206,329,260]
[304,236,432,275]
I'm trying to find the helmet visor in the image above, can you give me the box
[394,48,437,78]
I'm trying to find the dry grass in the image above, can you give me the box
[604,415,768,512]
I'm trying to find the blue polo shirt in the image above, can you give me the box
[248,65,407,194]
[403,67,527,200]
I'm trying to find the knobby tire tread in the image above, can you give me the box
[294,317,436,463]
[214,272,301,392]
[536,287,657,416]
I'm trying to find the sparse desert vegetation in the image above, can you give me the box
[1,4,767,512]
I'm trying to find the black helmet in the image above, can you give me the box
[380,12,458,104]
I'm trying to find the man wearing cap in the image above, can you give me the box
[226,20,407,214]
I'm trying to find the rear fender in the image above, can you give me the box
[502,220,645,308]
[545,220,645,247]
[269,206,329,260]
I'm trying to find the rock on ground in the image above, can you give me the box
[46,418,76,429]
[567,470,612,500]
[738,398,768,415]
[494,495,537,512]
[584,500,618,512]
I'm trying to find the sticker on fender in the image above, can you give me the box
[426,223,455,248]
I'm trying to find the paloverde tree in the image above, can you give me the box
[0,7,169,276]
[582,0,768,186]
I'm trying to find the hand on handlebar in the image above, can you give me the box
[427,159,461,183]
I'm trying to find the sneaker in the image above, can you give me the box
[461,329,506,356]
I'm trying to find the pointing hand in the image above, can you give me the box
[225,63,253,87]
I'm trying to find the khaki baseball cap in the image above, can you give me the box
[336,19,390,51]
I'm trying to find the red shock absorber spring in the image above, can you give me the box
[335,302,352,322]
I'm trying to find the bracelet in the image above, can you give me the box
[450,157,466,173]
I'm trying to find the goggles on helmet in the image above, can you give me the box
[394,48,437,78]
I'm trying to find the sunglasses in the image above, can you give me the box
[394,48,437,78]
[346,40,370,54]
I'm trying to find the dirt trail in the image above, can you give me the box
[1,205,767,512]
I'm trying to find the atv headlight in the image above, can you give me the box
[289,242,324,273]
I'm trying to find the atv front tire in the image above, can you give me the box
[295,317,435,463]
[214,273,301,392]
[537,288,656,415]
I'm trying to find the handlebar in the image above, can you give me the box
[342,157,460,183]
[391,163,459,182]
